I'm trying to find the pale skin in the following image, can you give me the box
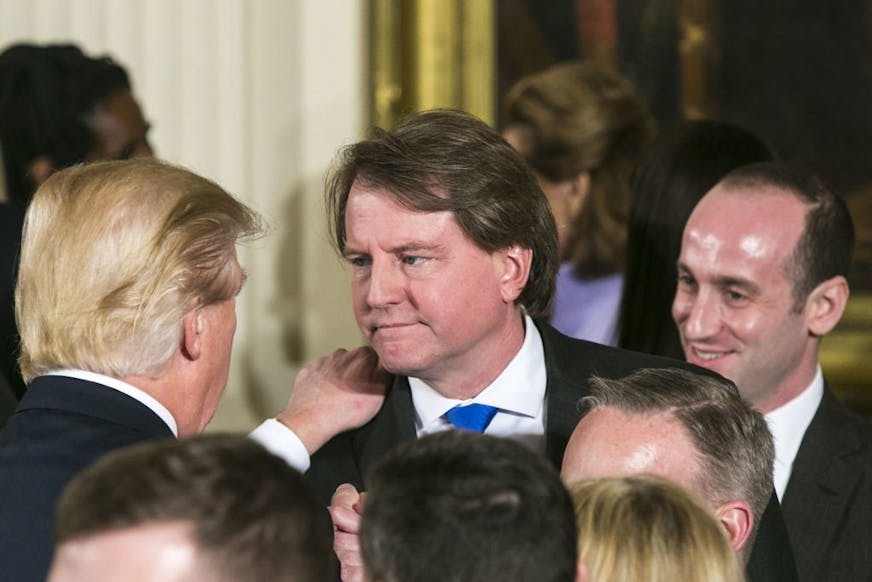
[561,408,754,562]
[48,521,207,582]
[672,185,848,412]
[327,181,534,581]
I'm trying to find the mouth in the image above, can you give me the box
[688,346,734,364]
[370,322,418,334]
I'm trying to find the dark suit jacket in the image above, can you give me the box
[307,321,798,582]
[782,385,872,582]
[0,375,174,582]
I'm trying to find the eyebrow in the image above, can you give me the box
[677,262,761,294]
[342,241,446,257]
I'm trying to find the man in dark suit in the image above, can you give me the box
[270,110,796,582]
[673,161,871,582]
[0,158,384,582]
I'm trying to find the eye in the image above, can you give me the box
[348,256,371,267]
[725,289,749,305]
[402,255,425,266]
[677,273,695,288]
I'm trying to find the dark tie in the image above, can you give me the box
[443,403,499,433]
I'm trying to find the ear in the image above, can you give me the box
[715,500,753,555]
[180,310,204,361]
[495,245,533,304]
[567,172,590,219]
[804,275,849,337]
[28,157,55,187]
[575,559,589,582]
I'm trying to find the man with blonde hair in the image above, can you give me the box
[0,158,386,581]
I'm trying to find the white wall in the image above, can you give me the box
[0,0,366,429]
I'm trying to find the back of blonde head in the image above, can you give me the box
[571,476,745,582]
[16,158,262,381]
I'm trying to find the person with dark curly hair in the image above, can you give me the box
[0,43,153,416]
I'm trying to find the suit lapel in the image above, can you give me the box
[538,321,592,468]
[781,386,864,574]
[354,375,417,486]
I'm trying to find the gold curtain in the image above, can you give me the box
[369,0,494,129]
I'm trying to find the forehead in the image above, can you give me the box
[50,521,204,582]
[681,184,807,271]
[564,408,699,488]
[344,182,466,245]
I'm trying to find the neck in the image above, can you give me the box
[751,348,819,414]
[422,311,527,400]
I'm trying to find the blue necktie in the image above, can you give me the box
[443,403,499,433]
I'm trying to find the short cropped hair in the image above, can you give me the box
[503,62,653,275]
[360,431,577,582]
[54,434,332,582]
[16,158,263,381]
[718,161,855,306]
[326,109,558,317]
[579,368,774,553]
[571,476,744,582]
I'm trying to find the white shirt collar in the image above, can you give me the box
[45,369,179,436]
[765,365,824,499]
[409,315,545,429]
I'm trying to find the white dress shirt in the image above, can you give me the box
[252,314,548,471]
[410,314,547,454]
[765,366,824,500]
[46,369,178,436]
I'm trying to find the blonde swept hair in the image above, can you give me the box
[571,476,745,582]
[15,158,263,381]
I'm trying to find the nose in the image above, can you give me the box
[366,259,405,308]
[674,288,721,341]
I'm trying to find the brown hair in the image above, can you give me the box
[55,434,331,582]
[326,109,558,317]
[504,62,653,276]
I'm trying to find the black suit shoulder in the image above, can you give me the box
[0,375,174,582]
[782,386,872,582]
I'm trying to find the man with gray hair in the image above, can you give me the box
[0,158,385,581]
[562,367,787,577]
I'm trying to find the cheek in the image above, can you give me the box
[725,310,764,338]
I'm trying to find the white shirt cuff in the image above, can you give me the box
[249,418,311,473]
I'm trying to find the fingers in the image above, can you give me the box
[332,483,361,507]
[330,484,363,533]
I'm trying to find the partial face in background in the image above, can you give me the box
[672,185,812,408]
[344,181,526,390]
[503,124,585,253]
[86,89,154,161]
[48,522,209,582]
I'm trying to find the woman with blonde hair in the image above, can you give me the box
[570,476,745,582]
[503,62,653,345]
